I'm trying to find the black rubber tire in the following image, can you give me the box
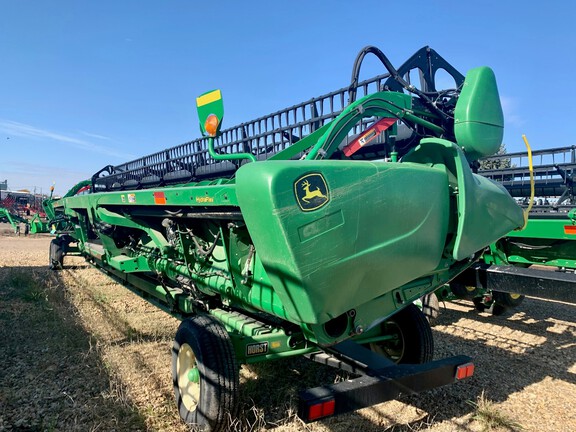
[450,282,479,299]
[49,239,63,270]
[172,314,239,432]
[493,291,525,308]
[369,304,434,364]
[421,293,440,324]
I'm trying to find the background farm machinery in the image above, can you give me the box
[0,206,49,234]
[442,145,576,314]
[44,46,524,431]
[0,189,50,234]
[0,207,28,234]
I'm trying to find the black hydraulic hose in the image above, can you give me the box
[348,46,450,125]
[348,46,403,103]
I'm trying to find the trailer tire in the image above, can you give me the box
[493,291,525,308]
[172,314,239,432]
[421,292,440,324]
[369,304,433,364]
[49,239,63,270]
[449,282,478,299]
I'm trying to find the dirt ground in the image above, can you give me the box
[0,229,575,431]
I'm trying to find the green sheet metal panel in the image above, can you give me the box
[236,159,450,325]
[454,67,504,161]
[403,138,524,261]
[495,217,576,268]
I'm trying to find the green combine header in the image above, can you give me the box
[45,46,523,431]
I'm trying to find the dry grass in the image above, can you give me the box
[0,269,145,431]
[468,391,524,432]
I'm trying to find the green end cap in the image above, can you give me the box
[454,67,504,161]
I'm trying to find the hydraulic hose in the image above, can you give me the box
[347,46,450,126]
[519,134,535,230]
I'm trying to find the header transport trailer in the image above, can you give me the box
[447,145,576,313]
[45,46,523,431]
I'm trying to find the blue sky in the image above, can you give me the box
[1,1,574,195]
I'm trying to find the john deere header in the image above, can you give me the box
[44,46,523,431]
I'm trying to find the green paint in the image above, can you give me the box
[188,367,200,383]
[484,215,576,269]
[454,67,504,161]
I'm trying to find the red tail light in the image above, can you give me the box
[308,398,336,421]
[456,362,475,380]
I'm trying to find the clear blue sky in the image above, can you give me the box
[1,1,574,195]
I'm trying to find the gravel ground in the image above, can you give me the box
[0,230,575,431]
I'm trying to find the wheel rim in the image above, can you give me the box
[177,343,200,412]
[370,321,405,362]
[509,293,522,300]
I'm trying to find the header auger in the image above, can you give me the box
[45,46,523,431]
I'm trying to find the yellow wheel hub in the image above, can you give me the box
[177,343,200,411]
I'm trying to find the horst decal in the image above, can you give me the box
[246,342,269,356]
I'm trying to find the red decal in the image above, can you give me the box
[564,225,576,235]
[153,192,166,205]
[343,117,396,157]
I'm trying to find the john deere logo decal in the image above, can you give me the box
[294,173,329,212]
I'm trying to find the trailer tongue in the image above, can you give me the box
[46,46,523,431]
